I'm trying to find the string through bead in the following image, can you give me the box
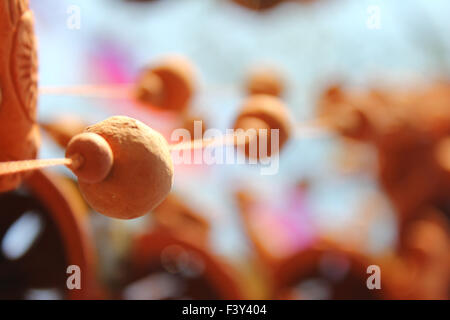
[39,84,132,99]
[0,158,77,176]
[169,131,256,151]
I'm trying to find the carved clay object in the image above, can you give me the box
[233,94,292,159]
[135,56,195,112]
[0,0,40,192]
[67,116,174,219]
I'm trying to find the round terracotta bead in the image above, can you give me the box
[233,94,292,159]
[68,116,174,220]
[135,56,195,112]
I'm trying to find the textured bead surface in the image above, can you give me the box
[74,116,174,219]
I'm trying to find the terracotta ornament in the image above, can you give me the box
[0,0,40,192]
[134,56,195,112]
[233,94,292,159]
[67,116,174,219]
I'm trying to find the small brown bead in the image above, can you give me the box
[0,1,40,192]
[135,56,195,112]
[134,72,165,108]
[66,132,114,184]
[233,94,292,159]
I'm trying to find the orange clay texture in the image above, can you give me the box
[0,0,40,192]
[246,68,284,97]
[74,116,174,219]
[318,82,450,222]
[135,56,195,112]
[66,132,114,184]
[233,94,292,159]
